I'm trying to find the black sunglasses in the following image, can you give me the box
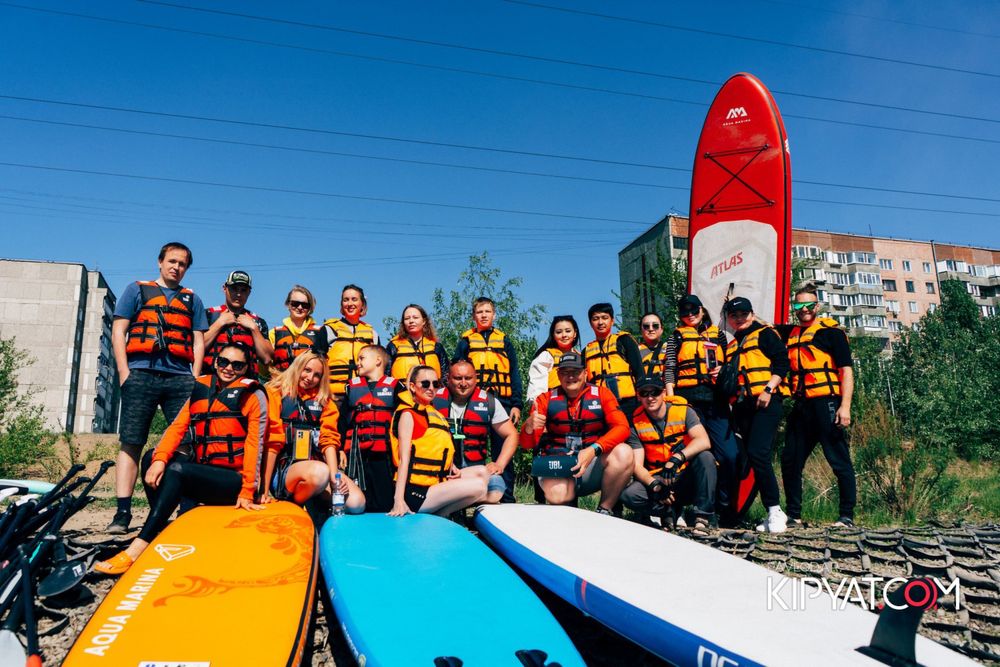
[638,389,662,398]
[288,300,310,310]
[216,357,248,372]
[679,308,700,317]
[416,380,443,389]
[641,323,661,330]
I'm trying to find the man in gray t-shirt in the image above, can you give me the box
[620,375,717,532]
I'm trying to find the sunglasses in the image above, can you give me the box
[679,309,700,317]
[641,323,661,330]
[416,380,443,389]
[288,300,310,310]
[216,357,248,372]
[792,301,818,311]
[638,389,662,398]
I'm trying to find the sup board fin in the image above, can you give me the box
[856,578,934,666]
[433,657,463,666]
[516,649,561,667]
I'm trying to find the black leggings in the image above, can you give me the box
[732,397,784,508]
[139,460,242,543]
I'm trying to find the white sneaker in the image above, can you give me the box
[675,515,688,528]
[756,506,788,533]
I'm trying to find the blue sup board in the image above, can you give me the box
[319,513,585,667]
[0,479,56,495]
[477,505,974,667]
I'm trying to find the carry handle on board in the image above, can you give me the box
[856,577,938,666]
[516,649,562,667]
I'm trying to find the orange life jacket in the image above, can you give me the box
[674,325,722,389]
[461,328,513,400]
[538,385,606,456]
[725,326,790,399]
[125,281,195,362]
[584,332,636,400]
[390,396,454,487]
[433,387,495,467]
[631,397,690,475]
[204,306,266,373]
[389,336,443,382]
[544,347,570,389]
[325,318,375,397]
[188,375,261,469]
[787,317,842,399]
[344,376,399,452]
[271,323,321,371]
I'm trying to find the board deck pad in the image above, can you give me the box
[64,501,317,667]
[476,505,974,667]
[689,72,792,328]
[319,513,585,667]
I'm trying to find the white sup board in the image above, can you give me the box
[476,505,974,667]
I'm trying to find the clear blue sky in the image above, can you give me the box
[2,1,998,341]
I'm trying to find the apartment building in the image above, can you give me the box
[618,216,1000,339]
[0,259,119,433]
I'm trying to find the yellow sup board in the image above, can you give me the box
[65,501,317,667]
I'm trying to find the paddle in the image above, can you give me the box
[0,549,34,666]
[36,540,97,598]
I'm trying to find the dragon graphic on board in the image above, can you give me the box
[152,511,314,607]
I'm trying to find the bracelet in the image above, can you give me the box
[591,443,603,454]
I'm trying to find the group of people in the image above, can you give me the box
[94,241,858,574]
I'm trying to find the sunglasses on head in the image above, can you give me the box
[638,389,662,398]
[416,379,443,389]
[216,357,248,372]
[792,301,818,311]
[641,323,661,330]
[288,300,310,310]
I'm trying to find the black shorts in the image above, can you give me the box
[404,483,428,513]
[119,369,195,446]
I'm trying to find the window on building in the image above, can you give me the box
[928,303,937,313]
[882,279,897,291]
[902,260,912,271]
[925,282,935,294]
[879,258,893,270]
[886,300,900,313]
[908,301,918,314]
[922,262,931,273]
[905,280,915,293]
[835,252,849,264]
[859,293,883,307]
[888,321,902,333]
[970,283,981,297]
[828,272,849,286]
[672,236,688,250]
[850,252,876,264]
[850,272,880,286]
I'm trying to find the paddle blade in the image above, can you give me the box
[0,629,26,665]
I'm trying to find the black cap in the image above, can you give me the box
[226,270,252,287]
[723,296,753,314]
[635,375,665,391]
[677,294,703,312]
[557,352,586,370]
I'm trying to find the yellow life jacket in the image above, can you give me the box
[674,325,721,389]
[630,397,690,475]
[389,335,443,382]
[584,332,636,400]
[725,325,790,399]
[390,395,454,487]
[461,328,512,399]
[545,346,569,389]
[787,317,842,399]
[324,318,375,397]
[638,341,668,380]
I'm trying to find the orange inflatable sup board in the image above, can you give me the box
[64,501,317,667]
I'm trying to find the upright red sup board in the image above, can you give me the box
[688,72,791,327]
[688,73,792,524]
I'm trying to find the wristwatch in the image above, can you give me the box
[764,386,775,394]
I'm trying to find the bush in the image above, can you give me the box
[0,336,56,477]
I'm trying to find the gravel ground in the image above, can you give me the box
[24,507,1000,666]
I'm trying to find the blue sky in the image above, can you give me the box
[2,1,997,341]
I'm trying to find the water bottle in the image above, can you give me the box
[331,472,346,516]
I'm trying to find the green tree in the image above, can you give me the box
[618,239,688,332]
[0,336,56,476]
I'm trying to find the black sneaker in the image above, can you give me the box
[106,510,132,535]
[831,517,856,528]
[787,517,804,529]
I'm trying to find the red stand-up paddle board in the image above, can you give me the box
[688,73,792,523]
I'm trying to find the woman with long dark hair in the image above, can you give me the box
[526,315,580,405]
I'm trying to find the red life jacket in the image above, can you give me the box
[344,376,400,452]
[188,375,261,469]
[538,385,606,456]
[278,394,325,462]
[433,387,495,467]
[271,325,322,371]
[204,306,266,373]
[125,281,195,362]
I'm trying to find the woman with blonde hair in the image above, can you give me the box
[269,285,326,372]
[386,304,450,383]
[264,350,364,512]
